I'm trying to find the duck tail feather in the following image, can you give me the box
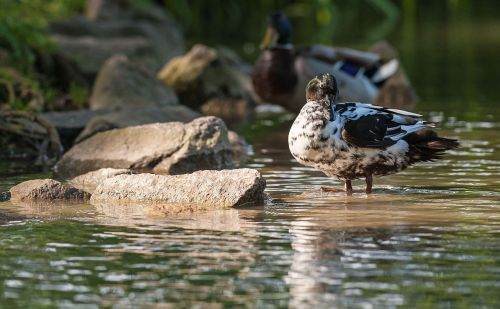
[404,129,459,163]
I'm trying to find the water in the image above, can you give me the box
[1,3,500,308]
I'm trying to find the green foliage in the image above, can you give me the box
[0,0,87,112]
[68,82,89,109]
[0,0,85,72]
[0,67,44,112]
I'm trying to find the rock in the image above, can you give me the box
[157,44,256,113]
[51,35,160,79]
[90,55,178,111]
[42,109,106,146]
[75,105,200,143]
[151,117,234,175]
[0,191,10,202]
[372,72,417,109]
[91,168,266,208]
[228,131,252,162]
[42,106,200,146]
[54,116,234,179]
[9,179,90,201]
[200,97,254,127]
[68,168,133,194]
[370,41,417,108]
[0,111,63,164]
[85,0,126,21]
[49,1,184,77]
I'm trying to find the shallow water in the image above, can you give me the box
[2,4,500,308]
[0,114,498,308]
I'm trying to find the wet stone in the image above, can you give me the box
[0,191,11,202]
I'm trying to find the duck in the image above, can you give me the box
[252,11,404,113]
[288,73,459,195]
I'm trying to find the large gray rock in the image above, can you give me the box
[91,168,266,208]
[68,168,133,194]
[157,44,256,117]
[50,1,184,77]
[54,116,234,179]
[90,55,179,111]
[43,105,200,145]
[9,179,90,201]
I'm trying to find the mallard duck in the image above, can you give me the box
[288,73,459,195]
[252,11,401,113]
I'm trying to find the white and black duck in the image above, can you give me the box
[288,73,459,195]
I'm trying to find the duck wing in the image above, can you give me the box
[337,103,427,148]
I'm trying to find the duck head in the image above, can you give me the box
[306,73,339,104]
[260,11,293,49]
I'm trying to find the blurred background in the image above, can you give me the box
[1,0,499,116]
[1,0,499,161]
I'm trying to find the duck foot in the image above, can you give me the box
[320,187,340,192]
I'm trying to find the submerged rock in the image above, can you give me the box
[0,191,11,202]
[54,116,234,179]
[90,55,179,111]
[9,179,90,201]
[91,168,266,208]
[157,44,256,121]
[68,168,134,194]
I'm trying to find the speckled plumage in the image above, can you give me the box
[288,73,458,194]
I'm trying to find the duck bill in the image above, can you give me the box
[260,27,278,49]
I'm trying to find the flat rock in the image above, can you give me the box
[91,168,266,208]
[75,105,200,143]
[68,168,134,194]
[50,2,183,77]
[90,54,179,111]
[54,116,234,179]
[9,179,90,201]
[42,105,200,146]
[42,109,106,146]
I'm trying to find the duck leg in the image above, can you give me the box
[345,180,353,195]
[365,175,373,194]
